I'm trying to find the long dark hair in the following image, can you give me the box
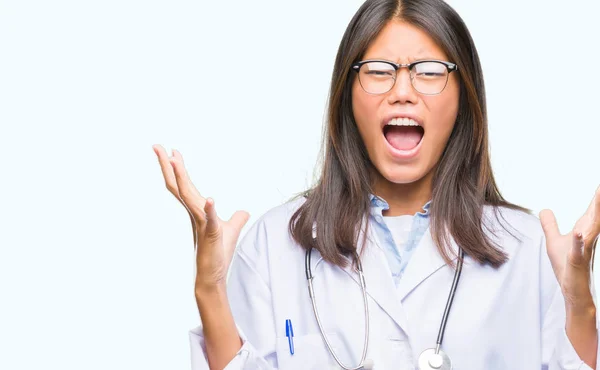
[289,0,529,269]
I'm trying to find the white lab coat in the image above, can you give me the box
[189,197,600,369]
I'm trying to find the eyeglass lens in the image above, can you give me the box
[358,61,449,95]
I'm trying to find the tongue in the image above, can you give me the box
[385,126,423,151]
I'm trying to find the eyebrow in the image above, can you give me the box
[362,51,443,62]
[407,55,440,62]
[362,56,443,63]
[409,46,438,61]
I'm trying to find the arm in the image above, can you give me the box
[189,220,279,370]
[542,282,599,370]
[539,187,600,369]
[542,286,599,370]
[195,285,243,370]
[566,301,598,368]
[152,146,277,370]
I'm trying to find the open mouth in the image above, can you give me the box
[383,118,425,151]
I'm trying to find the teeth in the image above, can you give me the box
[386,117,420,127]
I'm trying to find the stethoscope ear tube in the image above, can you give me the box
[305,247,313,281]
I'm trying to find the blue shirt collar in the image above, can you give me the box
[369,193,431,217]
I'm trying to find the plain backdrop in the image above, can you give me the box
[1,0,599,369]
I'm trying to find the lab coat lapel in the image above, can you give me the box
[396,227,460,302]
[339,226,411,336]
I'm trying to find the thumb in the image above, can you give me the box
[229,210,250,235]
[539,209,561,241]
[204,197,220,235]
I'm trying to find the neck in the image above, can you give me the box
[373,171,433,217]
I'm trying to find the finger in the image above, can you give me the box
[204,198,220,235]
[583,185,600,235]
[228,210,250,235]
[155,146,199,248]
[162,148,200,223]
[224,211,250,257]
[574,185,600,247]
[585,184,600,216]
[164,148,199,247]
[153,144,178,194]
[540,209,561,241]
[172,149,203,200]
[170,156,206,221]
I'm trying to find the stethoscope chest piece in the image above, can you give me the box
[418,348,452,370]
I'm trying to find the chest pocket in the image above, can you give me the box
[275,333,341,370]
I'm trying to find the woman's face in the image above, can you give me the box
[352,20,460,190]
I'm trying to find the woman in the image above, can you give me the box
[153,0,598,368]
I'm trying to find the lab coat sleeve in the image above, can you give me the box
[188,218,279,370]
[540,232,600,370]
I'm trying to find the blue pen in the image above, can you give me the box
[285,319,294,355]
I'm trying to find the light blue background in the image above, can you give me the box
[1,0,599,369]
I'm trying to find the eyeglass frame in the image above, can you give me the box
[351,59,459,96]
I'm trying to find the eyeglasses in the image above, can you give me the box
[351,59,458,95]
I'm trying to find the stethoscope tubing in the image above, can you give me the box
[305,245,465,369]
[306,248,370,370]
[435,248,465,349]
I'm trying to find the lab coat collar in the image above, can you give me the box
[337,220,460,337]
[368,194,432,217]
[312,196,451,337]
[367,194,457,301]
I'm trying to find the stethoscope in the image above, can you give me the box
[305,246,465,370]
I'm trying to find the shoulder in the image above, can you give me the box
[483,204,544,240]
[258,196,307,228]
[482,204,546,257]
[235,196,307,258]
[228,196,308,288]
[481,205,559,306]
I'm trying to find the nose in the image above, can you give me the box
[386,68,418,105]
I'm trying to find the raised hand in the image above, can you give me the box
[540,185,599,368]
[153,144,250,290]
[540,186,599,307]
